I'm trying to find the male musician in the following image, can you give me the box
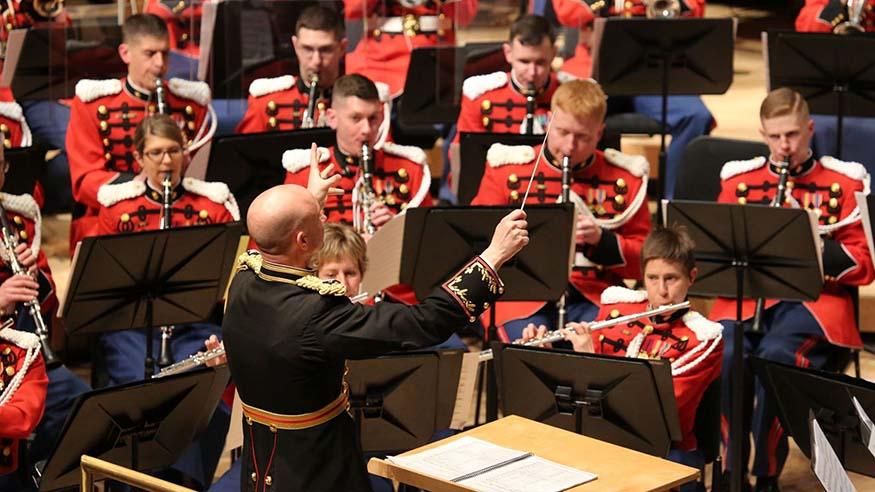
[711,88,874,492]
[522,225,722,488]
[283,74,431,229]
[344,0,477,97]
[66,13,215,253]
[796,0,875,167]
[548,0,712,199]
[472,79,651,341]
[236,5,347,133]
[455,15,559,139]
[144,0,204,59]
[222,140,529,489]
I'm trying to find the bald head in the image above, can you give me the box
[248,185,323,258]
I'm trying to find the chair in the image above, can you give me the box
[693,378,722,491]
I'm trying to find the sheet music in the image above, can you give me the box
[458,455,597,492]
[811,418,857,492]
[449,351,482,430]
[361,213,406,295]
[388,437,531,481]
[852,397,875,459]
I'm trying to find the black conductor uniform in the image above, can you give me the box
[222,251,504,492]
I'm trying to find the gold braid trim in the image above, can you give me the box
[296,275,347,296]
[236,250,263,273]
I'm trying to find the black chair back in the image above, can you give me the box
[675,136,769,202]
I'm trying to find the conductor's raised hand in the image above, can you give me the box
[481,209,529,271]
[306,143,343,208]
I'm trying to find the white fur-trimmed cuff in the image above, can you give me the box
[75,79,123,103]
[248,75,296,98]
[462,71,508,100]
[720,156,766,181]
[486,143,536,167]
[282,147,330,174]
[183,177,240,221]
[600,286,648,304]
[168,78,212,106]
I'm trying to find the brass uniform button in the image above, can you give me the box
[103,138,111,147]
[5,366,14,376]
[199,210,209,219]
[18,230,26,240]
[268,117,277,128]
[187,121,196,131]
[482,116,491,128]
[397,168,409,179]
[614,195,625,205]
[265,476,273,486]
[738,197,747,205]
[0,124,7,134]
[737,182,747,192]
[99,121,109,131]
[12,216,22,225]
[599,334,605,342]
[2,447,9,457]
[508,173,519,184]
[786,181,794,189]
[185,105,194,115]
[3,139,9,149]
[831,182,841,193]
[251,472,257,483]
[121,213,130,223]
[481,100,492,112]
[267,100,277,112]
[398,184,410,196]
[615,178,626,189]
[829,197,839,209]
[610,309,620,318]
[105,153,112,161]
[372,29,382,37]
[644,325,654,334]
[385,195,397,206]
[98,105,108,116]
[317,102,326,111]
[1,347,9,355]
[509,190,520,201]
[829,216,838,224]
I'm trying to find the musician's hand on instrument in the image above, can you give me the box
[564,322,595,353]
[306,143,342,208]
[203,335,226,367]
[576,215,603,246]
[519,323,551,348]
[14,243,37,276]
[0,274,39,314]
[369,201,394,228]
[481,210,529,270]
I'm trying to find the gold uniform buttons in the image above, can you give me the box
[828,197,839,209]
[265,476,273,486]
[482,116,491,127]
[99,121,109,132]
[398,184,410,196]
[3,139,9,149]
[251,473,257,483]
[831,182,841,193]
[610,309,620,318]
[18,230,26,240]
[121,213,130,223]
[0,124,8,134]
[509,190,520,201]
[481,100,492,112]
[738,197,747,205]
[828,216,838,225]
[268,117,277,128]
[97,105,108,116]
[396,168,409,181]
[372,28,382,37]
[736,182,747,192]
[187,121,196,131]
[12,216,21,225]
[5,366,14,376]
[317,102,326,111]
[614,195,625,205]
[199,210,209,219]
[2,347,9,355]
[185,105,194,116]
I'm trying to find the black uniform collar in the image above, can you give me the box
[125,78,155,103]
[296,76,331,100]
[510,71,551,98]
[145,180,184,204]
[543,147,593,172]
[768,151,815,177]
[333,146,361,177]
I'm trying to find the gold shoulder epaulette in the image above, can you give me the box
[295,275,347,296]
[237,250,263,273]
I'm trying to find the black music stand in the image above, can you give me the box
[398,43,508,127]
[61,223,243,379]
[592,18,733,201]
[204,128,335,224]
[456,132,548,205]
[2,23,125,100]
[4,143,48,196]
[752,357,875,477]
[495,344,682,457]
[348,350,463,453]
[766,31,875,160]
[400,205,576,422]
[664,200,823,491]
[36,366,230,491]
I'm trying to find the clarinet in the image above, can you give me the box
[358,144,378,235]
[301,73,320,129]
[556,156,571,331]
[0,200,60,368]
[155,78,175,368]
[524,84,537,135]
[750,155,791,333]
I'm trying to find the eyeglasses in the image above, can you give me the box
[143,147,183,161]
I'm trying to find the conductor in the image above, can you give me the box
[222,145,529,492]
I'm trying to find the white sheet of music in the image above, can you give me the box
[457,455,597,492]
[852,396,875,458]
[449,351,482,430]
[811,418,857,492]
[388,437,529,481]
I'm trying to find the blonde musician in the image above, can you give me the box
[521,225,722,489]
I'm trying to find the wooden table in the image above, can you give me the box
[368,415,698,492]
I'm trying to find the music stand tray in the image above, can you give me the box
[204,128,335,225]
[495,344,681,457]
[38,366,230,491]
[752,357,875,478]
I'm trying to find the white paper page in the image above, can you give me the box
[812,418,857,492]
[852,397,875,458]
[459,455,597,492]
[449,352,482,430]
[388,436,529,481]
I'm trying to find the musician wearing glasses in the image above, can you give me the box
[472,79,651,342]
[66,14,215,253]
[520,225,722,490]
[283,74,431,232]
[710,88,873,492]
[237,6,351,133]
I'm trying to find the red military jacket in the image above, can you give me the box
[472,144,651,327]
[345,0,478,96]
[456,71,560,140]
[796,0,875,32]
[0,0,70,44]
[96,176,239,234]
[67,77,214,251]
[144,0,204,58]
[0,327,48,476]
[236,75,332,133]
[709,155,875,348]
[283,142,432,225]
[553,0,705,79]
[592,286,722,451]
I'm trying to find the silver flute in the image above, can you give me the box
[478,300,691,361]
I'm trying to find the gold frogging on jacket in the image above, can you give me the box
[444,259,503,321]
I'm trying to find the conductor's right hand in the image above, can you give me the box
[481,210,529,271]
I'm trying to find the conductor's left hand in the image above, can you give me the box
[306,143,343,209]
